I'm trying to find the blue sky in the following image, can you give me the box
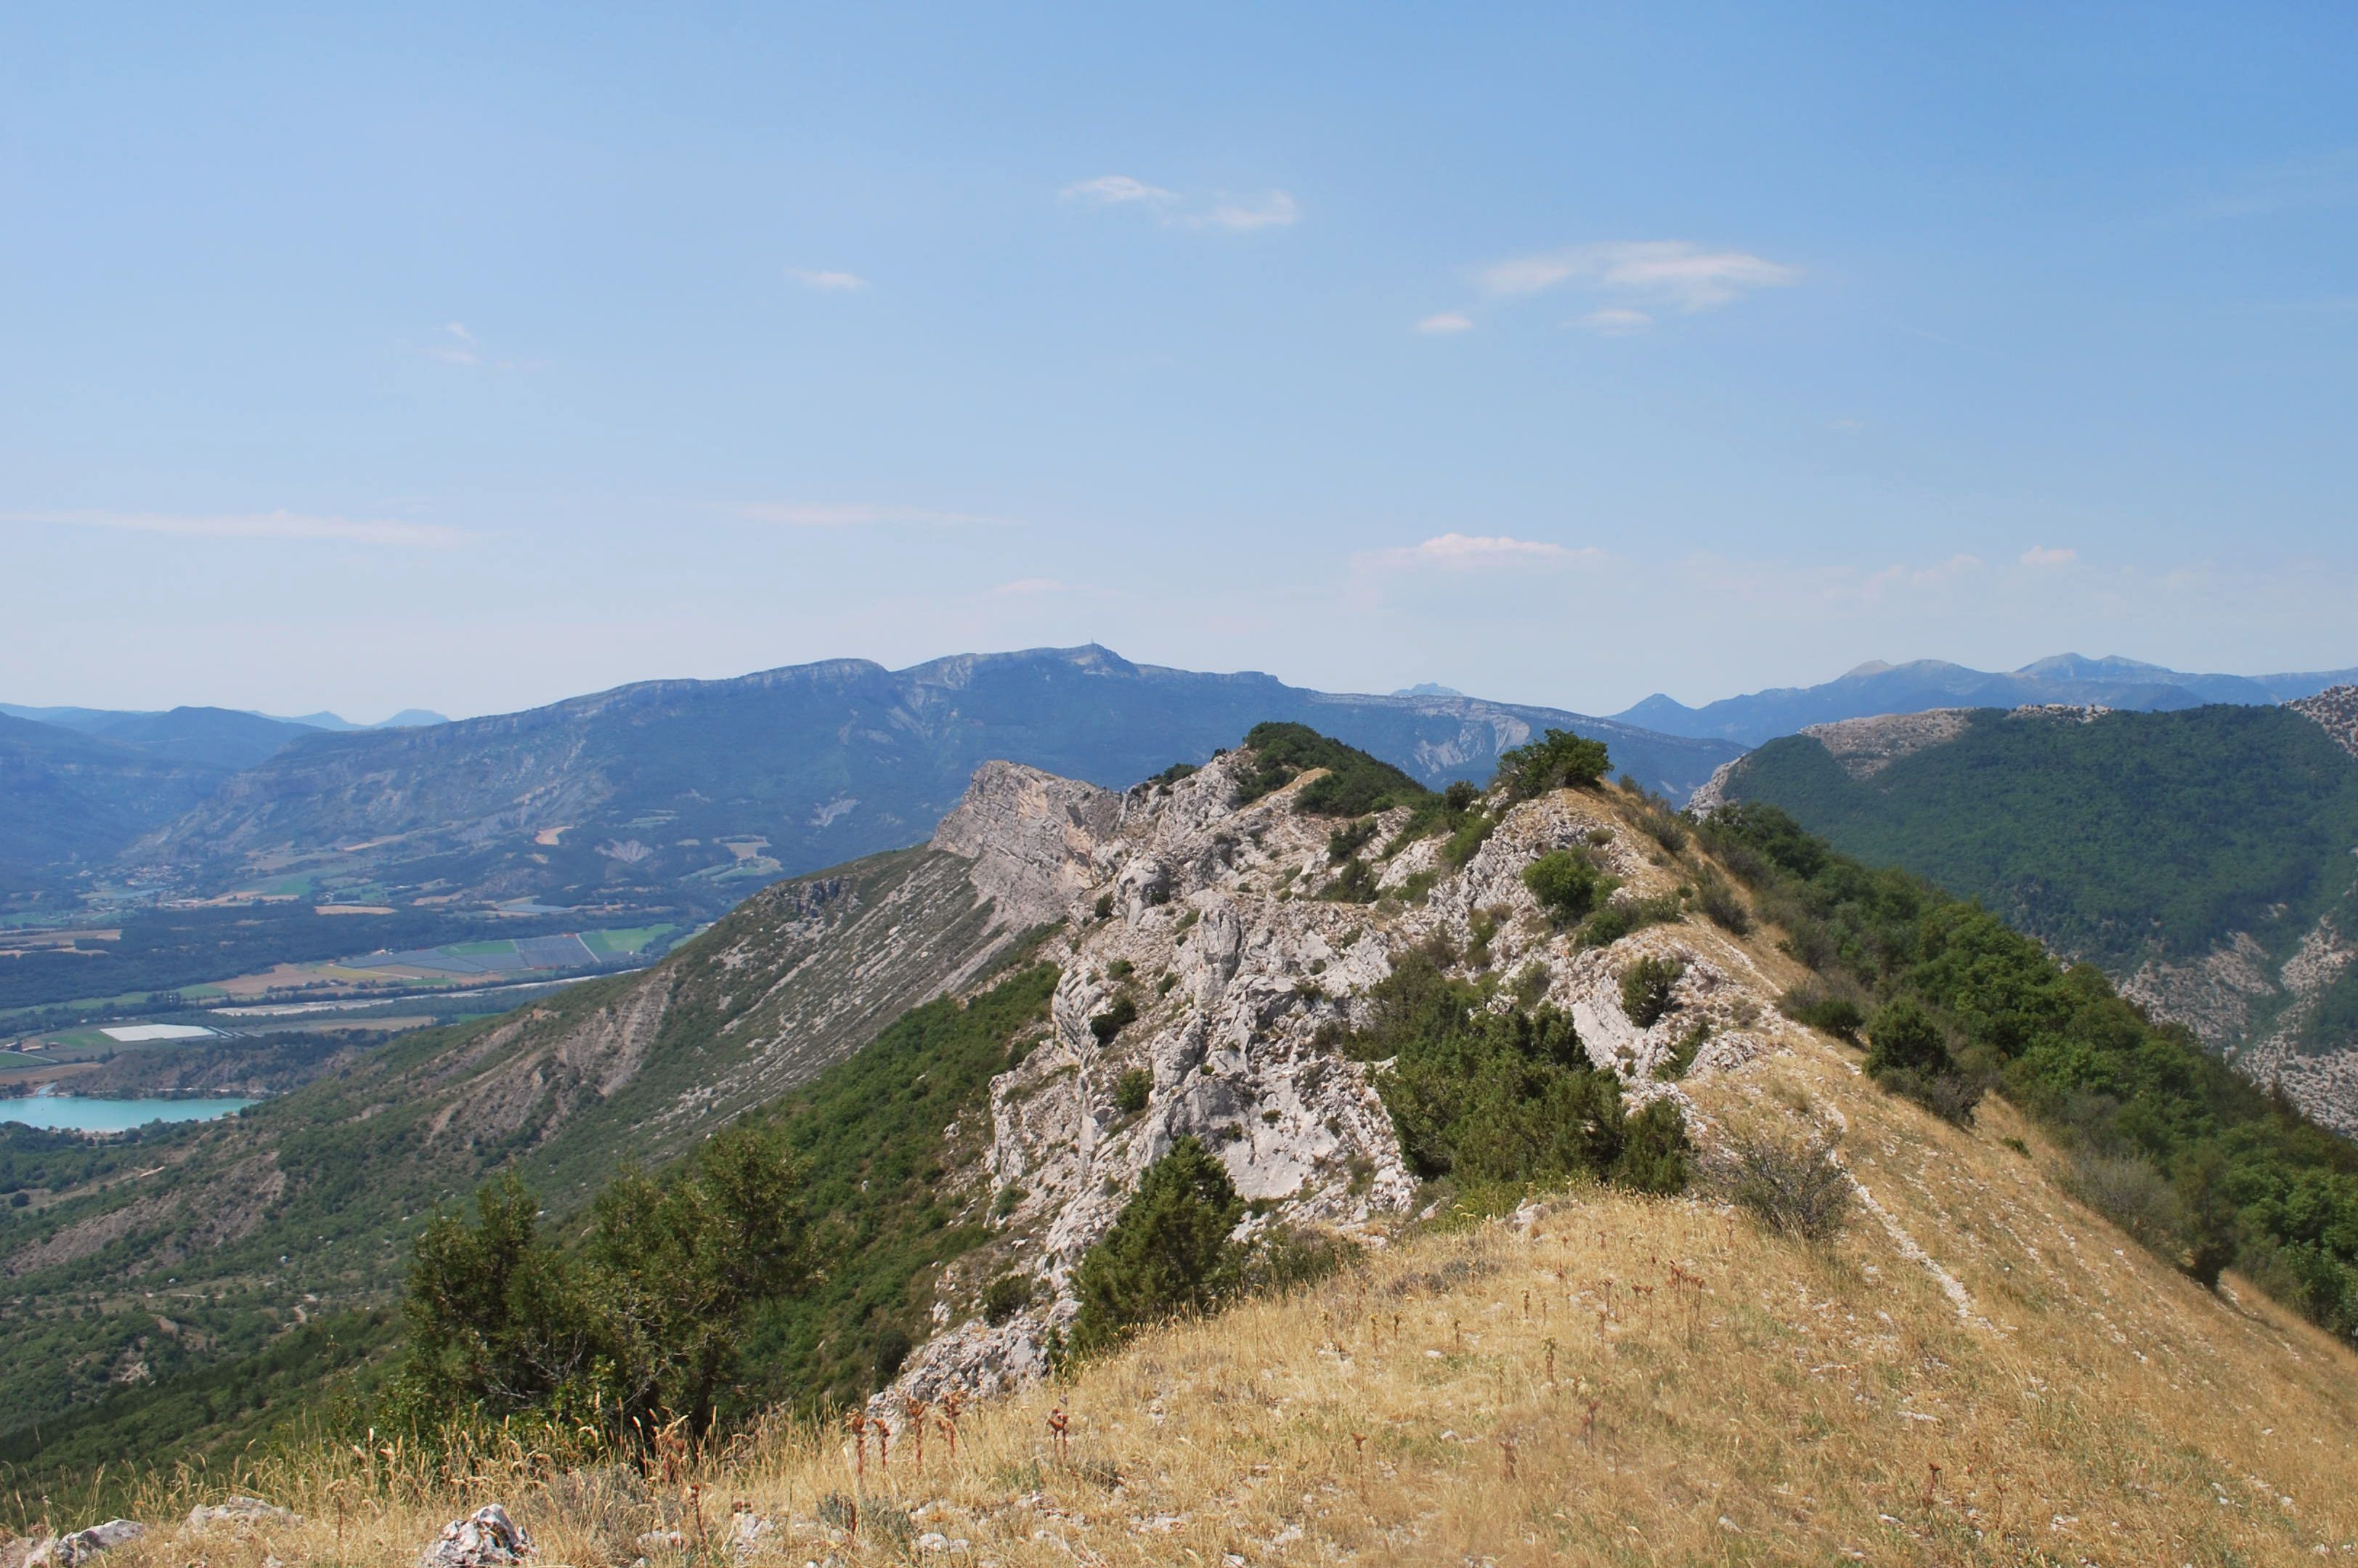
[4,3,2354,722]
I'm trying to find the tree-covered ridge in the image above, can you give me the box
[1721,704,2358,971]
[1702,802,2358,1339]
[1231,723,1435,816]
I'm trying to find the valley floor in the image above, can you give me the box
[55,1030,2358,1567]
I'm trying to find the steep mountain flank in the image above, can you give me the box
[0,804,1078,1447]
[0,715,226,897]
[120,645,1737,922]
[1702,701,2358,1134]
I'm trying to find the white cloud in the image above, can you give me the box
[1574,307,1654,336]
[1415,312,1474,336]
[1192,191,1299,231]
[1476,240,1800,312]
[11,508,465,547]
[1062,176,1297,232]
[429,322,478,365]
[1061,174,1180,208]
[1366,532,1603,570]
[738,503,1004,528]
[786,269,869,291]
[2020,545,2078,568]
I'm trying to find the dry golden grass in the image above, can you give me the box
[54,1028,2358,1568]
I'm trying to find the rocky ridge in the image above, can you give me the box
[882,750,1808,1408]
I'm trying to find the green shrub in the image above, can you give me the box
[1342,951,1685,1193]
[1777,986,1866,1042]
[1113,1068,1152,1116]
[1693,866,1751,933]
[1321,857,1381,904]
[981,1273,1035,1325]
[1654,1022,1710,1081]
[1106,959,1134,980]
[1327,818,1378,863]
[1720,1129,1853,1242]
[1864,996,1952,1076]
[1495,729,1612,800]
[1523,850,1614,926]
[1613,1099,1694,1194]
[1444,780,1481,813]
[1580,894,1681,948]
[394,1121,816,1437]
[1093,892,1115,921]
[1232,723,1434,816]
[1068,1137,1245,1355]
[1619,955,1686,1027]
[1441,811,1497,869]
[1089,995,1138,1046]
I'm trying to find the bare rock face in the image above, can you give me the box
[1797,709,1975,780]
[931,760,1124,930]
[878,748,1810,1414]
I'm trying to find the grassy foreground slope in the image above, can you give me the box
[70,1032,2358,1566]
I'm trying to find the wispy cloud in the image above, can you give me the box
[738,503,1007,528]
[430,322,479,365]
[11,508,465,547]
[1573,306,1654,336]
[1365,532,1603,571]
[1062,175,1298,232]
[786,268,869,291]
[1415,312,1474,336]
[1478,241,1800,311]
[1062,174,1180,208]
[1419,240,1796,341]
[1192,192,1298,231]
[985,577,1070,597]
[423,321,539,371]
[2020,545,2078,568]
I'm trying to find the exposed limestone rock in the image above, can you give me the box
[1797,709,1974,779]
[2285,684,2358,763]
[188,1497,298,1529]
[879,749,1810,1415]
[419,1504,532,1568]
[2121,932,2279,1049]
[22,1522,142,1568]
[930,760,1123,930]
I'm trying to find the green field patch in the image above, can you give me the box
[582,924,679,957]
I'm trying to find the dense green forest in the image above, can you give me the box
[1720,705,2358,971]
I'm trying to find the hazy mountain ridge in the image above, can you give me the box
[115,645,1739,922]
[1619,652,2358,746]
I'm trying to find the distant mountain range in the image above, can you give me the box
[3,646,1738,922]
[1614,653,2358,747]
[0,704,447,771]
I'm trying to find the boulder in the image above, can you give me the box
[420,1503,533,1568]
[24,1521,144,1568]
[189,1496,298,1529]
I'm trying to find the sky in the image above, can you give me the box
[4,3,2354,723]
